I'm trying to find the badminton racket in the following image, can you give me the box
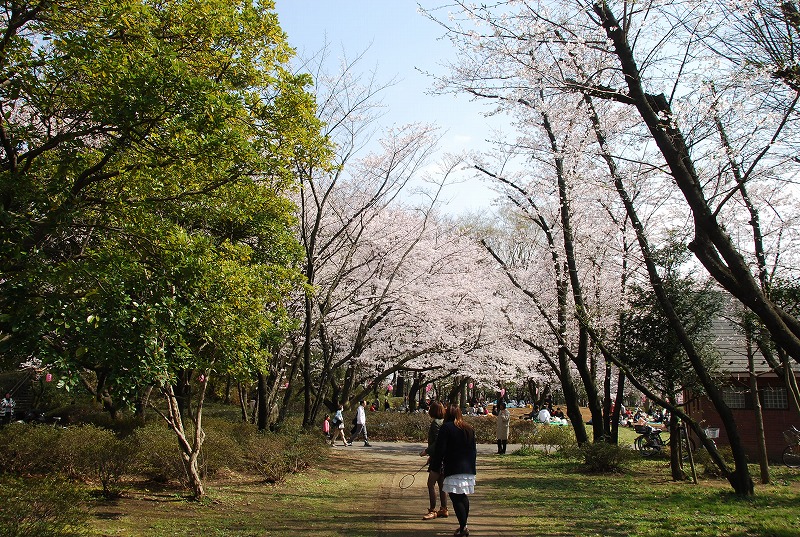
[399,462,429,489]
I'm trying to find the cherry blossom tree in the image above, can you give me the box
[419,0,800,495]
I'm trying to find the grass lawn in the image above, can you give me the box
[85,442,800,537]
[494,452,800,537]
[87,463,381,537]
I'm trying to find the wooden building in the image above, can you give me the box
[683,307,800,461]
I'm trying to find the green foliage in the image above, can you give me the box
[74,425,139,497]
[0,423,136,496]
[0,476,88,537]
[246,429,327,484]
[0,415,327,496]
[366,412,431,441]
[0,423,62,475]
[130,422,186,484]
[516,424,577,455]
[623,237,723,396]
[199,418,248,476]
[694,445,737,478]
[0,0,329,413]
[573,441,638,473]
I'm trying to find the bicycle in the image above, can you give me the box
[633,424,694,459]
[782,426,800,468]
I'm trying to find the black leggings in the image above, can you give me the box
[448,492,470,529]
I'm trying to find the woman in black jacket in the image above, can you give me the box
[420,401,448,520]
[430,403,477,536]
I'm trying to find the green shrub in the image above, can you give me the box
[69,425,138,497]
[57,425,102,479]
[363,411,542,443]
[693,445,736,477]
[130,421,185,484]
[282,430,326,474]
[247,432,292,483]
[0,476,88,537]
[0,423,61,475]
[200,418,247,476]
[465,415,496,443]
[246,430,327,484]
[577,441,637,473]
[5,423,138,497]
[366,412,429,441]
[515,424,576,455]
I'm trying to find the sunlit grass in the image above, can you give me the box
[492,453,800,537]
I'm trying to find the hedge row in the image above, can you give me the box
[356,410,541,443]
[0,418,328,496]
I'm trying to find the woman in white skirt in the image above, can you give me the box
[430,403,477,536]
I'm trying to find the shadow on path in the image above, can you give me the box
[328,442,525,537]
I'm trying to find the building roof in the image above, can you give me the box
[712,302,800,376]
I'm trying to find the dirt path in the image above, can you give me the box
[330,441,526,537]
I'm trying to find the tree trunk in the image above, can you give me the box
[541,106,604,443]
[448,377,467,403]
[667,393,687,481]
[610,371,625,444]
[257,372,268,431]
[159,379,207,500]
[302,294,314,428]
[603,364,613,439]
[577,26,754,492]
[238,382,249,423]
[747,332,770,484]
[276,351,303,430]
[135,385,153,418]
[408,375,421,413]
[591,3,800,367]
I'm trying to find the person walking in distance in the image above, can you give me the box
[349,400,371,447]
[496,401,510,454]
[330,404,349,446]
[430,403,477,536]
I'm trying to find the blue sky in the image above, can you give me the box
[272,1,502,214]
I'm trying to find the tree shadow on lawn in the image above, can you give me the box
[479,467,800,537]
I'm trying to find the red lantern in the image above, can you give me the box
[425,384,432,392]
[500,388,506,397]
[387,384,393,392]
[45,373,53,382]
[468,382,474,389]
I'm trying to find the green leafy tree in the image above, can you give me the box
[624,241,722,478]
[0,0,328,499]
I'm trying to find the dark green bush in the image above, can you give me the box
[57,425,103,479]
[0,423,61,474]
[199,417,248,475]
[72,425,138,497]
[0,476,88,537]
[0,423,137,496]
[693,445,737,477]
[367,412,430,441]
[130,421,185,484]
[245,429,326,483]
[0,406,337,495]
[576,441,637,473]
[247,432,289,483]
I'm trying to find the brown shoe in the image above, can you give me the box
[422,509,438,520]
[437,507,449,518]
